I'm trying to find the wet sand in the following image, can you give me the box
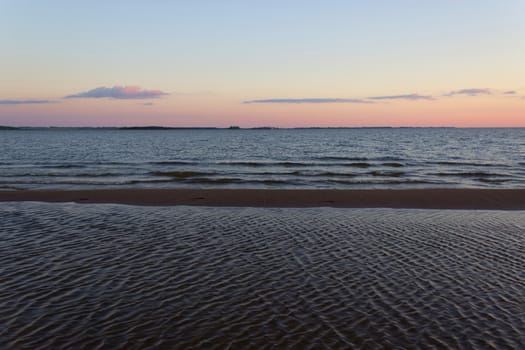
[1,188,525,209]
[2,203,524,349]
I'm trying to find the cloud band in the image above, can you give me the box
[0,99,52,105]
[65,86,168,99]
[243,98,372,104]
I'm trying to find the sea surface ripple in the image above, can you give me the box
[1,128,525,189]
[1,202,524,349]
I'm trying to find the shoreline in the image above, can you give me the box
[1,188,525,209]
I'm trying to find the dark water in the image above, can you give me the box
[1,128,524,189]
[1,202,524,349]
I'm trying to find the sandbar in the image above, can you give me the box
[1,188,525,209]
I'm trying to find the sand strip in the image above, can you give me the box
[1,188,525,209]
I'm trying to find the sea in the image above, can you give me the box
[2,128,525,349]
[1,127,524,190]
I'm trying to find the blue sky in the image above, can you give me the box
[1,0,524,126]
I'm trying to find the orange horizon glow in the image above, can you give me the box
[1,92,523,128]
[1,2,524,128]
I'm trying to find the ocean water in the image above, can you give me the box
[1,202,524,349]
[1,128,524,190]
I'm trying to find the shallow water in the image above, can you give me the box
[1,203,524,349]
[1,128,525,189]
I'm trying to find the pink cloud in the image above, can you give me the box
[65,85,168,99]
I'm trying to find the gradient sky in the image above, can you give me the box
[1,0,524,127]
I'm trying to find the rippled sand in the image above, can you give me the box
[1,203,524,349]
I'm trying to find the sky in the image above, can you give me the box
[0,0,524,127]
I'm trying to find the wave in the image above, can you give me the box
[247,171,302,176]
[433,161,508,167]
[150,161,196,165]
[346,162,371,168]
[373,156,404,161]
[313,156,369,161]
[432,171,506,178]
[76,172,124,177]
[219,161,270,167]
[207,170,359,178]
[151,171,210,178]
[382,162,404,167]
[369,171,404,177]
[218,161,315,168]
[218,161,375,168]
[0,160,520,189]
[41,164,86,169]
[0,172,125,178]
[329,179,435,185]
[43,161,133,166]
[310,172,357,177]
[314,156,405,162]
[127,179,180,184]
[265,161,307,168]
[477,178,508,183]
[188,177,243,184]
[246,179,291,185]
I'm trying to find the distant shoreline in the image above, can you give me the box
[4,126,525,130]
[1,188,525,210]
[1,125,455,130]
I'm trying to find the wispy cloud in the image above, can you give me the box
[367,94,434,101]
[65,86,168,99]
[445,88,492,96]
[243,98,372,104]
[503,90,516,95]
[143,102,154,106]
[0,99,53,105]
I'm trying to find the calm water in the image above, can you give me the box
[1,128,525,190]
[1,202,524,349]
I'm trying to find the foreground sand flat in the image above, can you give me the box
[2,203,524,348]
[1,188,525,209]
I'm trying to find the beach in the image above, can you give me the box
[1,188,525,209]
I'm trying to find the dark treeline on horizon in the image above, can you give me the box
[0,125,473,130]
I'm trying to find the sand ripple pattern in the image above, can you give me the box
[1,203,524,349]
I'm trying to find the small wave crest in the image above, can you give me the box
[433,171,506,178]
[151,171,210,178]
[369,171,404,177]
[382,162,404,167]
[150,161,195,165]
[188,177,242,184]
[434,161,508,168]
[313,156,369,161]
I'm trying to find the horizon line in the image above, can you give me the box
[2,125,525,130]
